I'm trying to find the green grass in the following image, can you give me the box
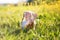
[0,1,60,40]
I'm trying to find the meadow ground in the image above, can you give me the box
[0,1,60,40]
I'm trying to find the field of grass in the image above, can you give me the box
[0,1,60,40]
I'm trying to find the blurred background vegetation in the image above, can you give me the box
[0,0,60,40]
